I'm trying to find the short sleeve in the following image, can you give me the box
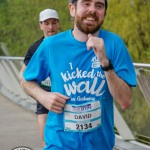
[23,39,50,83]
[112,38,136,87]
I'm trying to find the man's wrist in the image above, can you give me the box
[100,60,113,71]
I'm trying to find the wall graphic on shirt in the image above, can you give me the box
[60,56,106,99]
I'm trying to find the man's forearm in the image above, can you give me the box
[21,78,46,104]
[105,70,132,109]
[20,77,70,113]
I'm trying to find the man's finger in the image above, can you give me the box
[87,34,93,50]
[55,92,70,100]
[88,34,92,39]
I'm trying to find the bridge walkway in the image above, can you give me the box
[0,93,42,150]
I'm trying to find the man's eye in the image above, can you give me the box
[97,4,104,9]
[44,22,48,25]
[83,2,90,6]
[52,22,57,25]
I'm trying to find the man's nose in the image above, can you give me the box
[47,24,53,29]
[88,4,96,13]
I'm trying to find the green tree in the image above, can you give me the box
[104,0,150,63]
[0,0,71,56]
[0,0,150,63]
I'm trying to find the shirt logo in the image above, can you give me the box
[91,56,101,68]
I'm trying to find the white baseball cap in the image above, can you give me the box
[39,9,59,22]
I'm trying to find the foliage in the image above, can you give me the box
[104,0,150,63]
[0,0,150,63]
[0,0,71,56]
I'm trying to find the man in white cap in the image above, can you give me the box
[20,8,60,147]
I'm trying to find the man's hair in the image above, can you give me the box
[70,0,108,10]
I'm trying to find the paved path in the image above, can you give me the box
[0,93,150,150]
[0,93,42,150]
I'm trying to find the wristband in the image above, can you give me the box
[100,60,113,71]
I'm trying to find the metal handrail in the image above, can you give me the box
[0,56,150,68]
[134,63,150,68]
[0,56,23,60]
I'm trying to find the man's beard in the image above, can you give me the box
[75,12,103,34]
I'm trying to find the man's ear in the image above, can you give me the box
[69,3,76,18]
[104,10,107,17]
[39,22,43,30]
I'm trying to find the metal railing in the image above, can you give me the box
[0,56,36,112]
[115,62,150,147]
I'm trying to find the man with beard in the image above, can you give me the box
[20,9,60,147]
[20,0,136,150]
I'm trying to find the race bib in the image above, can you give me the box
[64,101,101,132]
[40,77,51,87]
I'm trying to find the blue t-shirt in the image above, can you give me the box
[23,29,136,150]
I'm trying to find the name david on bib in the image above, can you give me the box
[64,101,101,132]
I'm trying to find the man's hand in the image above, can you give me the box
[20,77,70,114]
[86,34,109,66]
[42,92,70,114]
